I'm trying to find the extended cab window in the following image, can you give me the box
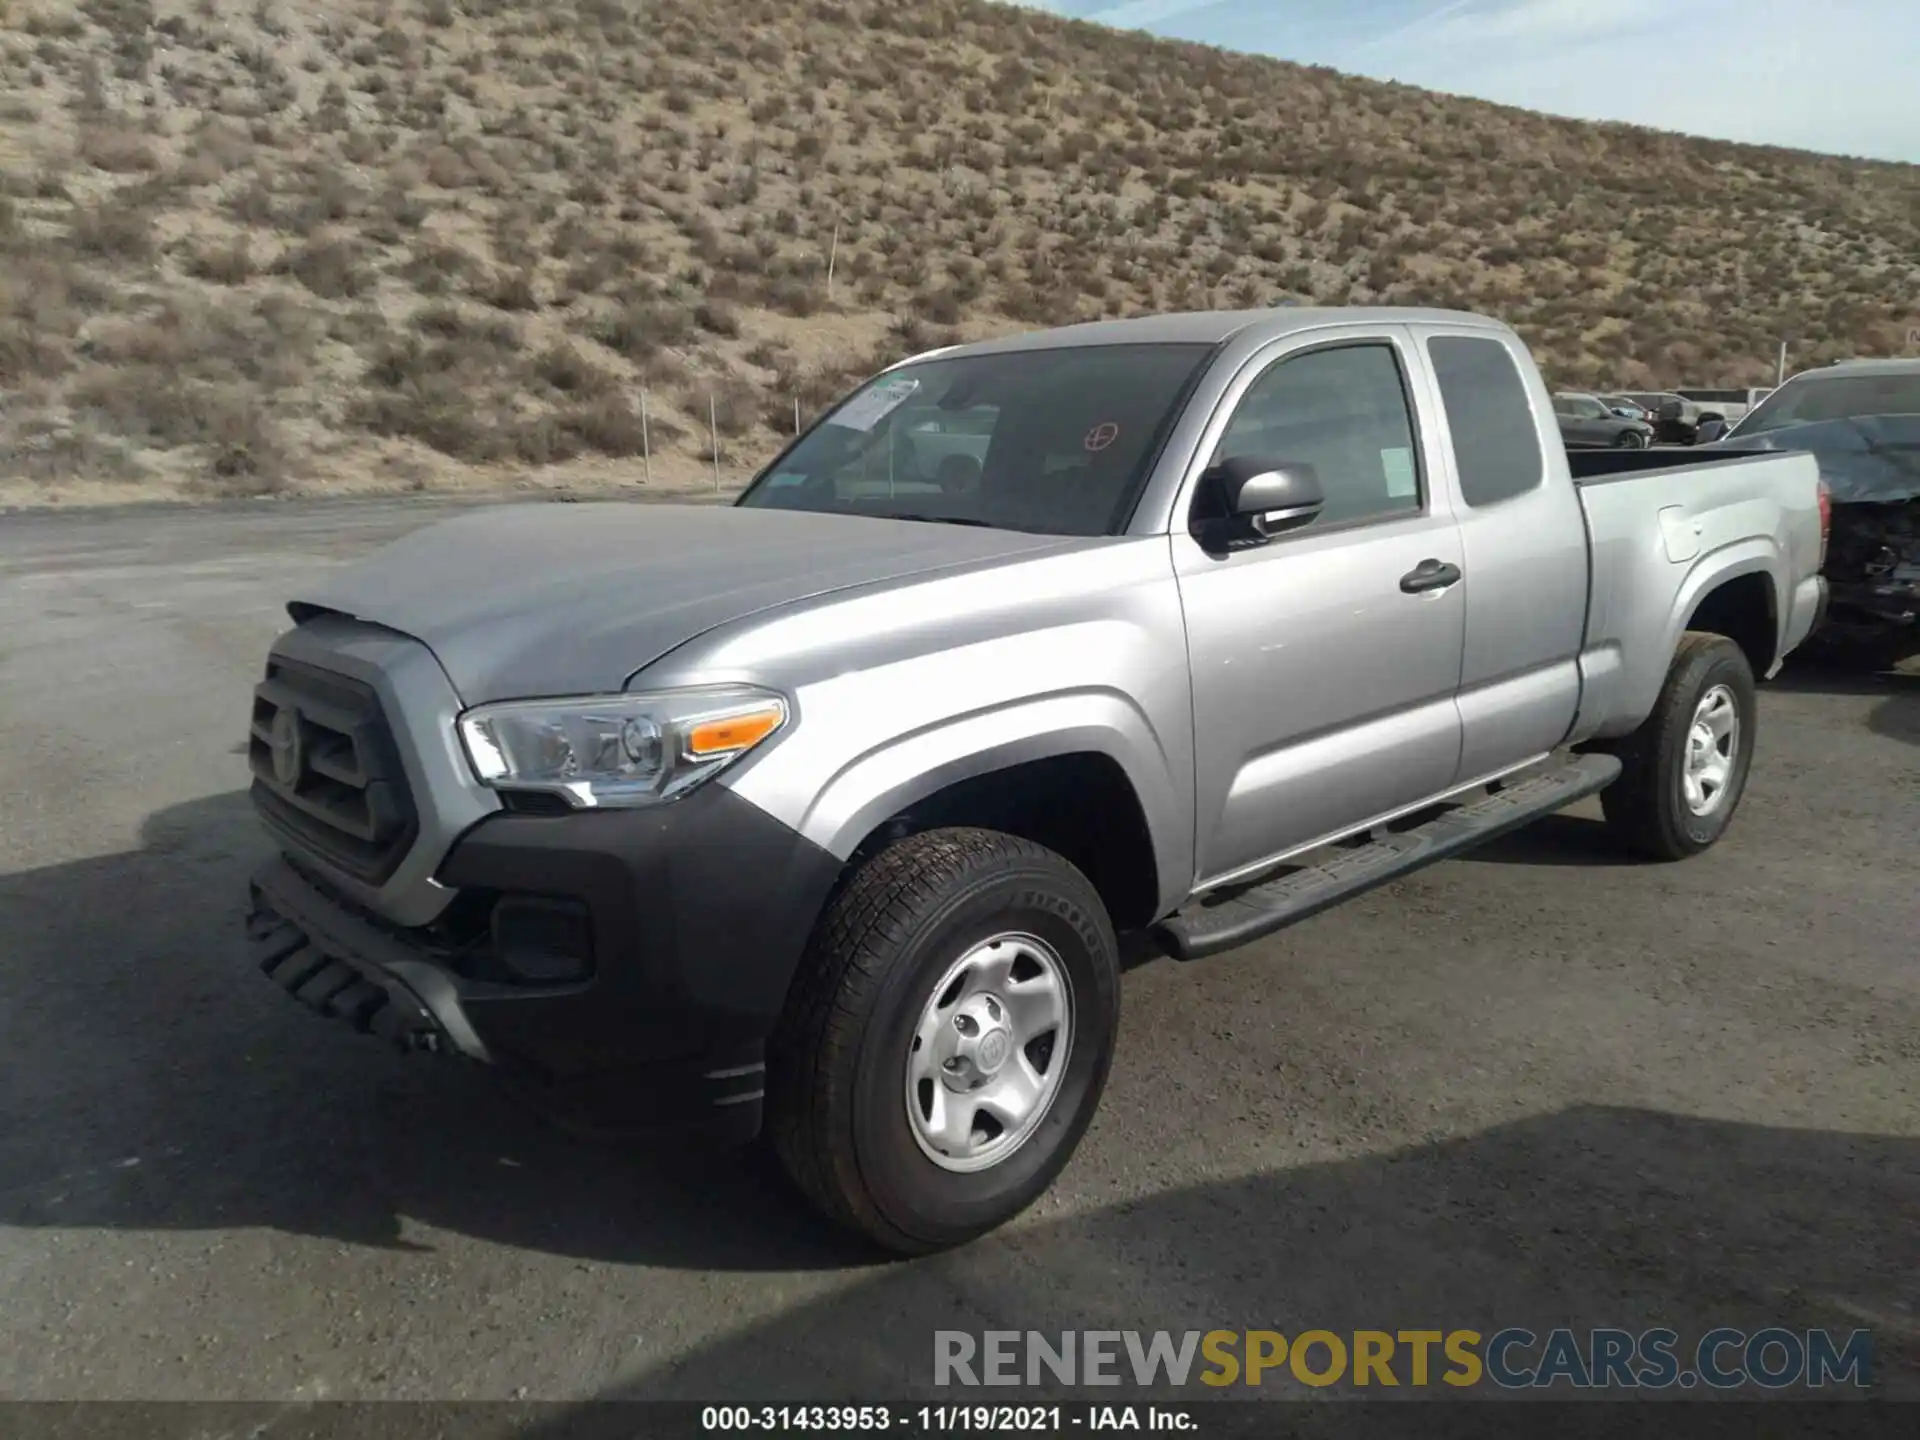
[737,343,1213,536]
[1205,342,1423,528]
[1427,336,1544,507]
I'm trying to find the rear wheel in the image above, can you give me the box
[1615,429,1648,449]
[1599,632,1757,860]
[766,827,1121,1254]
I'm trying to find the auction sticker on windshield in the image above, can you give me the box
[828,377,921,432]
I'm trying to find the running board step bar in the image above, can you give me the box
[1152,752,1623,962]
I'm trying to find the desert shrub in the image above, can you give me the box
[68,204,155,261]
[283,238,370,298]
[702,376,759,437]
[527,341,618,396]
[482,268,540,311]
[694,298,740,336]
[350,376,507,462]
[182,235,256,284]
[78,126,159,173]
[590,299,694,360]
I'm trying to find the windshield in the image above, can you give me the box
[1731,371,1920,438]
[736,343,1215,535]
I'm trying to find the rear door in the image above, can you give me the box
[1415,329,1588,782]
[1171,326,1468,887]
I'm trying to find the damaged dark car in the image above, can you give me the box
[1714,360,1920,666]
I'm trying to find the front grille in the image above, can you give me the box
[248,656,418,884]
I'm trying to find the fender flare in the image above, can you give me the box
[1614,539,1784,730]
[793,689,1192,922]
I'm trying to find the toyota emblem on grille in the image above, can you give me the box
[268,707,304,788]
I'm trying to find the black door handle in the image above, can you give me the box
[1400,559,1462,594]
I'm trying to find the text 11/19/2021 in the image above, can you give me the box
[701,1406,1196,1432]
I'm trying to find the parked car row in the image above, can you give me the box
[1551,391,1653,449]
[1551,390,1740,449]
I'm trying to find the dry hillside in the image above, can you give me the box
[2,0,1917,506]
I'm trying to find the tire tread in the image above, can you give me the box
[766,826,1106,1254]
[1600,630,1753,860]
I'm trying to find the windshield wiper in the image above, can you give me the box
[867,511,1003,529]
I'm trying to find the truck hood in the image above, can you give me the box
[1718,414,1920,503]
[291,502,1081,702]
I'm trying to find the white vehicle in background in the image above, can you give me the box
[1678,388,1757,426]
[901,407,995,491]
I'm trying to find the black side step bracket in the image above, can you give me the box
[1152,752,1623,962]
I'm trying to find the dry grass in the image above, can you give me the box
[1,0,1916,505]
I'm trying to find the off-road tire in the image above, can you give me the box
[1600,631,1757,861]
[766,827,1120,1255]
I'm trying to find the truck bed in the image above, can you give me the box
[1566,445,1783,483]
[1569,446,1825,740]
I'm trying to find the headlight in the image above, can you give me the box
[457,687,789,809]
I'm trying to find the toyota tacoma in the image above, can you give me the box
[244,307,1829,1254]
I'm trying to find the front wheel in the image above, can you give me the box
[1599,632,1757,860]
[766,827,1120,1254]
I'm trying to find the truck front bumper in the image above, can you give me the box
[245,784,845,1144]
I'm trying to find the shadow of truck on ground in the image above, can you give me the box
[0,790,869,1273]
[0,793,1913,1404]
[605,1103,1915,1401]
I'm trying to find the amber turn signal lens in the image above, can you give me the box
[684,705,784,757]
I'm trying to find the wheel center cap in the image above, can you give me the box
[976,1027,1011,1073]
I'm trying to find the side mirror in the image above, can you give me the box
[1204,455,1325,538]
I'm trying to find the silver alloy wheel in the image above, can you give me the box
[1682,683,1740,815]
[905,932,1074,1174]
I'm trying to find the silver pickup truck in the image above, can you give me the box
[243,307,1828,1254]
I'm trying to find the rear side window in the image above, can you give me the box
[1427,336,1544,507]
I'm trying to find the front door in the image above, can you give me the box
[1173,332,1467,888]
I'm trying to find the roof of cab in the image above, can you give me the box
[928,306,1510,360]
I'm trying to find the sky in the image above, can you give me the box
[1018,0,1920,164]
